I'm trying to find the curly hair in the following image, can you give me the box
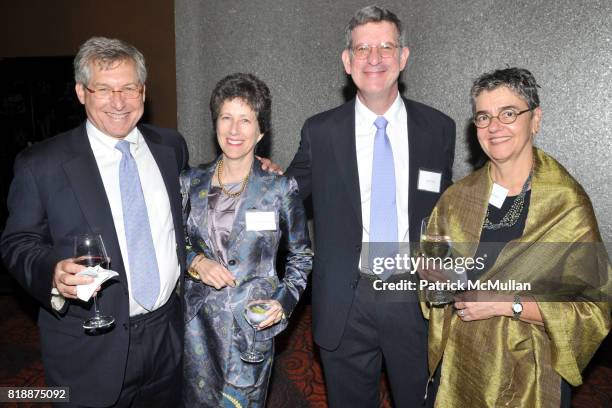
[209,73,272,136]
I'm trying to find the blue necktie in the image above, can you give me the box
[116,140,160,311]
[369,116,398,274]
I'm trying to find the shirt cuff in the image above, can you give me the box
[50,287,66,311]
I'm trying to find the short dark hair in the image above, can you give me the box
[345,5,405,49]
[209,73,271,136]
[470,67,540,113]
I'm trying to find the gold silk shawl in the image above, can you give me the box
[425,148,611,408]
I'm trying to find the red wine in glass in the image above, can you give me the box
[74,234,115,330]
[74,256,110,269]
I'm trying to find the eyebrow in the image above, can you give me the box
[91,82,140,88]
[475,105,523,115]
[219,112,254,118]
[353,41,399,47]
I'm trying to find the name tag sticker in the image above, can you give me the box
[246,211,277,231]
[489,183,509,209]
[417,169,442,193]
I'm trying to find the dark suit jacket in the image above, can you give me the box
[286,97,456,350]
[0,123,188,406]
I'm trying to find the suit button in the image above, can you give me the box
[123,323,128,330]
[228,260,236,266]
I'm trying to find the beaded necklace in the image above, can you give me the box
[483,171,532,230]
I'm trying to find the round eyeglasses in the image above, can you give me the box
[473,108,534,128]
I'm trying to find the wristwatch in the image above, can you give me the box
[512,295,523,320]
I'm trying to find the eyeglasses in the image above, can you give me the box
[84,85,143,99]
[473,108,534,128]
[351,42,399,59]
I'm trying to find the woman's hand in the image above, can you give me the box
[454,291,544,325]
[190,256,236,289]
[453,291,512,321]
[252,299,285,329]
[416,254,448,283]
[256,156,284,175]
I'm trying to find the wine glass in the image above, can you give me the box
[240,288,270,363]
[74,234,115,330]
[420,216,454,305]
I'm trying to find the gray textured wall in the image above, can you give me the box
[175,0,611,242]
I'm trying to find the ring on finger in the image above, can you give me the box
[458,309,465,317]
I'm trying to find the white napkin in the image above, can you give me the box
[76,265,119,301]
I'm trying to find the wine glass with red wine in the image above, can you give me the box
[74,234,115,330]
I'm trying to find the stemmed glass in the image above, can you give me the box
[74,234,115,330]
[420,216,454,305]
[240,287,271,363]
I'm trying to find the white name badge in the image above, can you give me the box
[489,183,509,209]
[246,211,277,231]
[417,169,442,193]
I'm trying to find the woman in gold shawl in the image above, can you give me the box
[422,68,610,408]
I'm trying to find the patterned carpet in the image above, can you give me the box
[0,292,610,408]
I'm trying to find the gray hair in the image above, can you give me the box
[344,5,405,49]
[74,36,147,85]
[470,67,540,113]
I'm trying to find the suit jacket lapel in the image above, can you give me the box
[406,99,419,242]
[331,99,362,225]
[405,98,434,243]
[139,125,185,269]
[62,124,127,284]
[193,160,217,258]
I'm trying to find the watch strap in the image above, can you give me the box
[512,294,522,320]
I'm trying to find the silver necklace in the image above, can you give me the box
[483,172,532,230]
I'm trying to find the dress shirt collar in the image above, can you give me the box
[86,120,142,153]
[355,93,404,130]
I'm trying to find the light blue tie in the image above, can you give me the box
[116,140,160,311]
[369,116,398,274]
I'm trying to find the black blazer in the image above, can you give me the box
[286,97,455,350]
[0,123,188,406]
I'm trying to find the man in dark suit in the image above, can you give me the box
[286,6,455,407]
[1,37,187,407]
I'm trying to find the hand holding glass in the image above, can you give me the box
[240,288,270,364]
[74,234,115,330]
[420,216,455,306]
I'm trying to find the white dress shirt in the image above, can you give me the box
[355,93,410,247]
[87,121,180,316]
